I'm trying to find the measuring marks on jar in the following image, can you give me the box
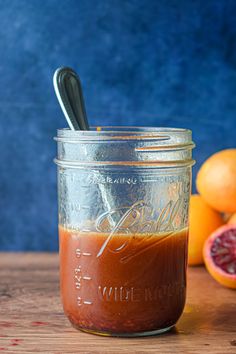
[74,247,93,307]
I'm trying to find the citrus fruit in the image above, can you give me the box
[228,213,236,225]
[196,149,236,213]
[188,194,224,266]
[203,225,236,289]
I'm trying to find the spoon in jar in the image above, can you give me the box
[53,66,89,130]
[53,67,117,229]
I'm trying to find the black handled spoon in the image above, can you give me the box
[53,67,89,130]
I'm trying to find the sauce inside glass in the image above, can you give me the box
[59,226,188,335]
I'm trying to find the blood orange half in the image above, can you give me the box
[203,225,236,289]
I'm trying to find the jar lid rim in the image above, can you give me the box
[56,126,192,142]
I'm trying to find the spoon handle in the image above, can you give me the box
[53,67,89,130]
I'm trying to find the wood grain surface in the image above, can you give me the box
[0,253,235,354]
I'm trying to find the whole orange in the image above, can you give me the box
[188,194,224,266]
[196,149,236,213]
[228,213,236,225]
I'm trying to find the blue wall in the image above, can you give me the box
[1,0,236,250]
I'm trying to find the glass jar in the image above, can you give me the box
[55,127,195,337]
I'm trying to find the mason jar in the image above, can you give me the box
[54,127,195,337]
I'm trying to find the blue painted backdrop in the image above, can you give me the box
[1,0,236,251]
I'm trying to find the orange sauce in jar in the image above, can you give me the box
[59,226,188,335]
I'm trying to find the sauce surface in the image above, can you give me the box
[59,226,188,334]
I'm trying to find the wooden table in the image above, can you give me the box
[0,253,235,353]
